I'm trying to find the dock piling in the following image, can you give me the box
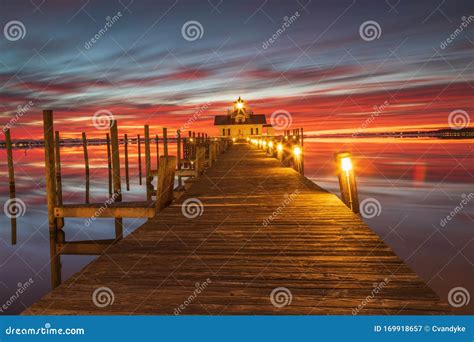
[137,134,142,185]
[335,152,359,213]
[5,129,17,245]
[144,125,152,201]
[81,132,90,204]
[110,120,123,239]
[124,133,130,191]
[54,131,64,229]
[106,133,113,196]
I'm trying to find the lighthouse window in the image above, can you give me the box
[256,128,259,135]
[222,129,225,136]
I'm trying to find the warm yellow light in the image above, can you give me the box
[293,146,301,156]
[292,135,296,139]
[262,141,267,147]
[268,141,273,148]
[284,136,288,140]
[189,138,194,142]
[236,102,244,109]
[277,143,283,152]
[246,137,250,141]
[232,137,236,142]
[341,157,352,172]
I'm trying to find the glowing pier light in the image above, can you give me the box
[277,143,283,152]
[246,137,250,142]
[293,146,301,156]
[232,137,236,142]
[268,141,273,148]
[262,141,267,148]
[341,157,352,173]
[189,138,194,143]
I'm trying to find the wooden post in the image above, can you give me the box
[42,110,61,288]
[163,128,168,157]
[106,133,112,197]
[5,129,17,245]
[110,120,123,239]
[144,125,152,201]
[177,130,182,188]
[155,134,159,170]
[124,133,130,191]
[82,132,90,204]
[156,156,176,211]
[300,128,304,175]
[335,152,359,214]
[194,146,206,177]
[54,131,64,229]
[137,134,142,185]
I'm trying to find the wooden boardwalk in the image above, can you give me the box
[25,143,449,315]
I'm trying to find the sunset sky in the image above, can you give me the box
[0,0,473,139]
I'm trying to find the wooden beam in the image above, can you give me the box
[124,133,130,191]
[144,125,152,201]
[156,156,176,211]
[163,128,168,157]
[57,239,117,255]
[106,133,112,197]
[54,131,64,229]
[335,152,360,214]
[42,110,61,288]
[54,203,155,218]
[110,120,123,239]
[137,134,142,185]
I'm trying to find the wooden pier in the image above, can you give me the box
[24,142,449,315]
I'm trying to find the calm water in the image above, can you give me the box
[0,138,473,314]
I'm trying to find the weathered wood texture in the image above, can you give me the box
[25,144,449,315]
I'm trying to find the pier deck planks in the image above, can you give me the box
[25,143,449,314]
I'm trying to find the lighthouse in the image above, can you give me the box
[214,97,270,140]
